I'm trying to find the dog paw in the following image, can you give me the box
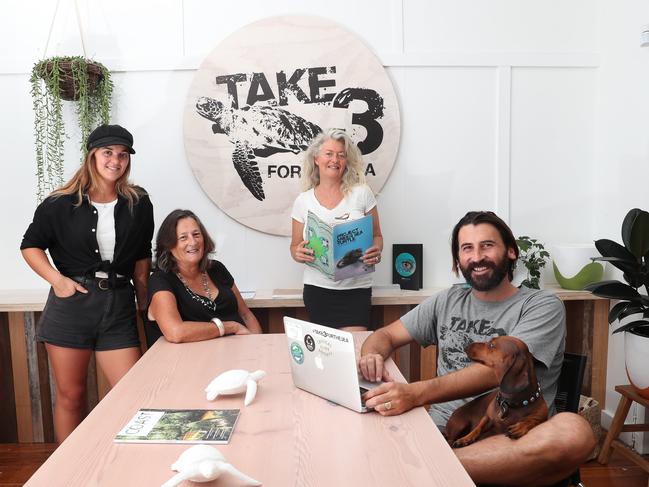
[452,438,474,448]
[506,424,528,439]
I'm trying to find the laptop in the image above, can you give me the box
[283,316,380,413]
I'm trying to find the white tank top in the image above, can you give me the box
[91,199,118,262]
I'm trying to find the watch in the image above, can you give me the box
[211,317,225,336]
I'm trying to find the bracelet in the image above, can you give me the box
[211,317,225,336]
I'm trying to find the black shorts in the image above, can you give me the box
[302,284,372,328]
[37,279,140,351]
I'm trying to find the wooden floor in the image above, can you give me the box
[0,442,647,486]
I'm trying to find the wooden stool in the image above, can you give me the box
[597,384,649,473]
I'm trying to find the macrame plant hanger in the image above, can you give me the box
[33,0,108,201]
[42,0,88,61]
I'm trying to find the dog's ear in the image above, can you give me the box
[499,339,532,393]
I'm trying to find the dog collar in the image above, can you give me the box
[496,382,541,418]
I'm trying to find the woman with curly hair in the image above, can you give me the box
[290,128,383,331]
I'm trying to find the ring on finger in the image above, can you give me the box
[384,400,392,411]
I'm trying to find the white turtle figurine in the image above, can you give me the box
[161,444,261,487]
[205,369,266,406]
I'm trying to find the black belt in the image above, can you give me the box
[70,275,130,290]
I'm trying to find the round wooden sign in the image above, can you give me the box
[184,15,400,236]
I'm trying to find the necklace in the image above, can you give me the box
[177,271,212,300]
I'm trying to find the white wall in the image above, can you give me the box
[3,0,649,428]
[595,0,649,452]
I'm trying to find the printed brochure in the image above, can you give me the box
[114,408,240,444]
[305,211,374,281]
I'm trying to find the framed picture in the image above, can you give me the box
[392,244,423,290]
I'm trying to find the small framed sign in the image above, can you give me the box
[392,244,423,290]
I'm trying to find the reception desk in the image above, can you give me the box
[0,285,609,443]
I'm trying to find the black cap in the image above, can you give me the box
[86,124,136,154]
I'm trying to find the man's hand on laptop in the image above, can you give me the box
[358,353,392,382]
[362,382,419,416]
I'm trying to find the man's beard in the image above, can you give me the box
[460,254,512,292]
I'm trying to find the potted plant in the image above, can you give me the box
[586,208,649,398]
[516,236,549,289]
[30,56,113,200]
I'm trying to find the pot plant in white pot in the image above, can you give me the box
[586,208,649,398]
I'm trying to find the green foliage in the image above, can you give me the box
[586,208,649,336]
[30,56,113,201]
[516,236,549,289]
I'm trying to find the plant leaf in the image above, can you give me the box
[594,239,636,261]
[612,319,649,334]
[591,255,642,280]
[618,305,647,321]
[517,240,530,252]
[622,209,649,259]
[609,301,630,323]
[584,280,641,300]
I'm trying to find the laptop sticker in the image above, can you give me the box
[317,340,332,357]
[290,342,304,364]
[304,334,315,352]
[285,321,301,340]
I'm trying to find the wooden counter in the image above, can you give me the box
[0,285,609,443]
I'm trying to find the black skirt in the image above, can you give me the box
[302,284,372,329]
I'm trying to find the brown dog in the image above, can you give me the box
[445,336,548,448]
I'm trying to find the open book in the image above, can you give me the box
[114,408,240,444]
[305,211,374,281]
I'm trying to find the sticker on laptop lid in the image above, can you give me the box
[285,320,301,340]
[290,342,304,364]
[304,334,315,352]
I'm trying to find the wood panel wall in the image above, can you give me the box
[2,312,144,443]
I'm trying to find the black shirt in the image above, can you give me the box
[147,261,243,325]
[21,190,154,279]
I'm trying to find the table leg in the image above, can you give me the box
[591,300,610,409]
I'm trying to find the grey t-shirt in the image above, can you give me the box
[401,285,566,427]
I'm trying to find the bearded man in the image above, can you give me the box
[359,211,596,486]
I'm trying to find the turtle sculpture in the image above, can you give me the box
[205,369,267,406]
[196,96,322,201]
[161,444,261,487]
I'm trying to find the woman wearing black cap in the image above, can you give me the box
[21,124,154,442]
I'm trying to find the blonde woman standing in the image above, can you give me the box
[290,128,383,331]
[21,125,154,442]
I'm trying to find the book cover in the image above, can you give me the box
[305,211,374,281]
[392,244,423,290]
[114,409,240,444]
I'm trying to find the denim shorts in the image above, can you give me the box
[37,278,140,351]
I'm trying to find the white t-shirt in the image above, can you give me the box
[291,184,377,290]
[91,199,118,262]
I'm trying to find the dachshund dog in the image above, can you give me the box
[445,336,548,448]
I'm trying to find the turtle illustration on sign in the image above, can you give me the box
[196,97,322,201]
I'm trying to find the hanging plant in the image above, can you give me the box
[30,56,113,201]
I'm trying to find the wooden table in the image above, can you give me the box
[24,333,475,487]
[0,286,609,443]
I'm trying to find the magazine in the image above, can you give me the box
[305,211,374,281]
[114,408,240,444]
